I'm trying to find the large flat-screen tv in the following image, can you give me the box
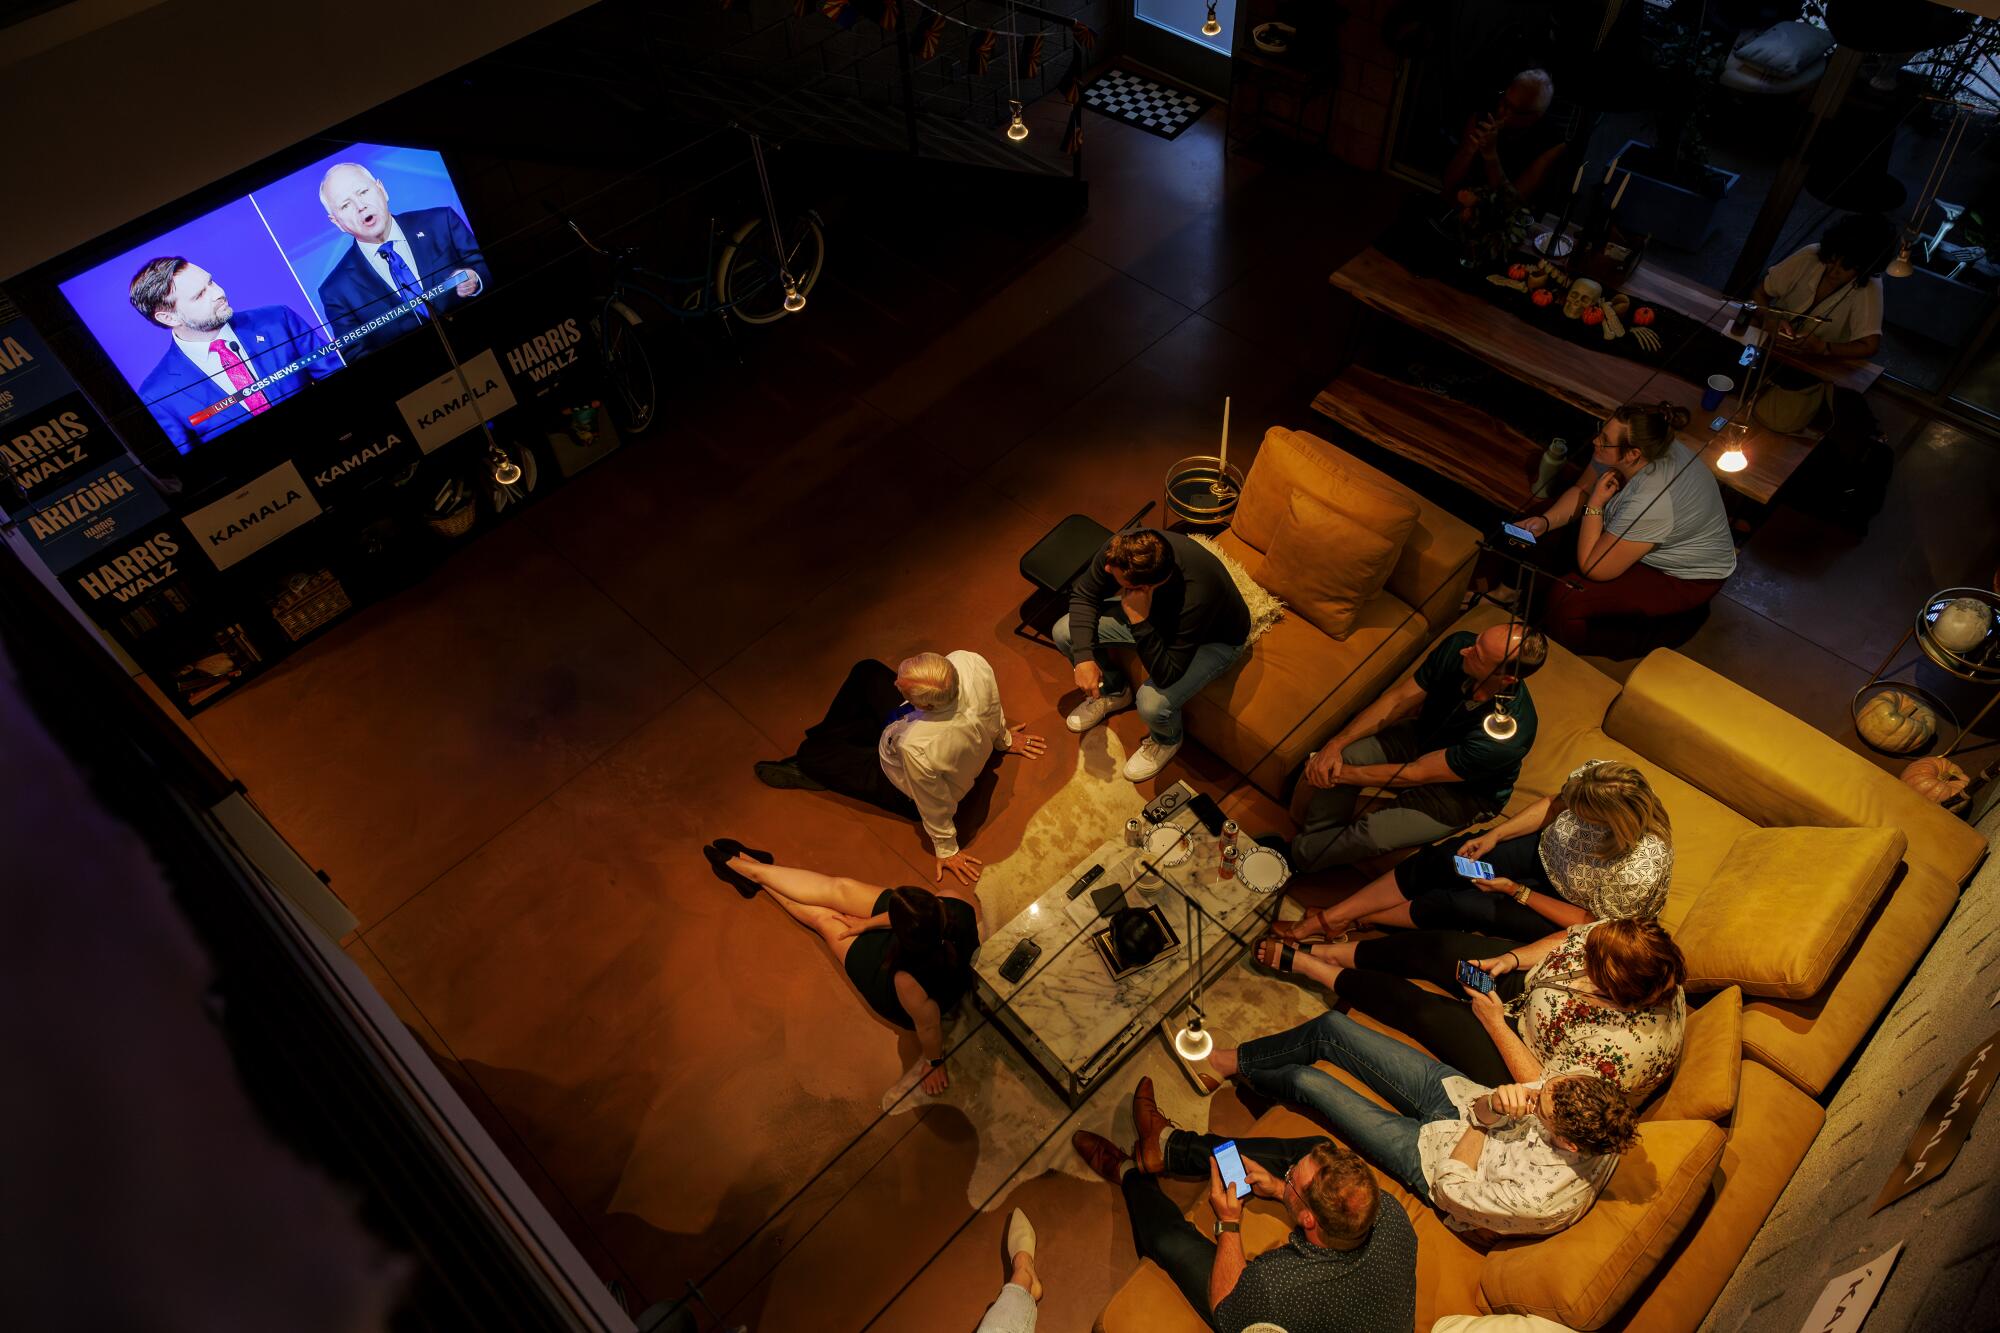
[58,144,488,454]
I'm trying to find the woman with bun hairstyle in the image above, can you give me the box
[1509,401,1736,656]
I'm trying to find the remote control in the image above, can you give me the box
[998,938,1042,984]
[1066,863,1107,900]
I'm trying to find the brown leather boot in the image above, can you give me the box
[1071,1131,1130,1185]
[1134,1076,1179,1176]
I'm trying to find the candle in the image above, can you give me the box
[1218,396,1231,482]
[1604,153,1621,185]
[1571,163,1585,194]
[1611,172,1629,210]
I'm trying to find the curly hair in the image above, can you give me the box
[1549,1074,1639,1156]
[1561,761,1672,860]
[1584,918,1686,1010]
[1104,529,1173,585]
[1299,1142,1378,1245]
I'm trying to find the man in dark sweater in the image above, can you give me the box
[1053,529,1251,782]
[1073,1078,1418,1333]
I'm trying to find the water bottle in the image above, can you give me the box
[1532,436,1569,499]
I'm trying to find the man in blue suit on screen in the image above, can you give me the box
[316,162,486,360]
[130,257,340,452]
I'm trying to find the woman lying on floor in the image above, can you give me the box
[705,839,979,1094]
[1255,918,1686,1101]
[1271,760,1674,941]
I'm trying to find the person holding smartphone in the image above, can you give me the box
[1203,1012,1639,1237]
[1271,759,1673,941]
[1256,919,1686,1102]
[1069,1078,1416,1333]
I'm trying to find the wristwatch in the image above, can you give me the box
[1582,505,1604,517]
[928,1057,945,1069]
[1514,883,1533,904]
[1214,1220,1240,1237]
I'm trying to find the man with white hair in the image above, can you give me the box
[314,161,486,359]
[1441,68,1567,208]
[755,653,1046,885]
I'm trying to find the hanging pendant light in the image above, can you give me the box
[1202,2,1222,37]
[1174,1015,1214,1062]
[783,284,807,313]
[1886,241,1915,278]
[488,442,522,487]
[1716,422,1751,473]
[1007,100,1030,141]
[1482,703,1518,741]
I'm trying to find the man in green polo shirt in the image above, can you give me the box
[1284,624,1547,871]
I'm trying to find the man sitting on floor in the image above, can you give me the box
[1072,1077,1417,1333]
[1054,529,1250,782]
[754,651,1045,885]
[1209,1011,1637,1236]
[1282,623,1545,872]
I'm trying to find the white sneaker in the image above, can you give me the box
[1066,687,1134,733]
[1123,737,1182,781]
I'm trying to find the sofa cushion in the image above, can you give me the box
[1261,489,1413,640]
[1675,825,1907,999]
[1233,426,1420,555]
[1189,533,1286,645]
[1641,987,1742,1124]
[1479,1119,1726,1330]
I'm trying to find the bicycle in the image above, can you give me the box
[569,135,826,435]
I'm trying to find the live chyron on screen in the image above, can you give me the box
[58,145,489,454]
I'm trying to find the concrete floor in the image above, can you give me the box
[190,106,2000,1331]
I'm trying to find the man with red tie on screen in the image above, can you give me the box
[129,257,340,452]
[315,162,486,360]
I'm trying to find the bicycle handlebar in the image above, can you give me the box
[566,217,612,257]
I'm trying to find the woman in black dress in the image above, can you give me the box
[707,839,980,1094]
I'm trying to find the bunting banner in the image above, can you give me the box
[1072,19,1097,51]
[1020,32,1044,79]
[920,11,947,59]
[970,28,996,75]
[1064,103,1084,155]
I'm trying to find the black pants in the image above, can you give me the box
[1334,931,1532,1087]
[1119,1132,1328,1326]
[793,660,919,819]
[1395,832,1557,938]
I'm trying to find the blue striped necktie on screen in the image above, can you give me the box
[377,241,431,321]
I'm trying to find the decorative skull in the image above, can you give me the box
[1563,277,1603,321]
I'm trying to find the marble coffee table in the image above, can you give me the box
[970,781,1282,1106]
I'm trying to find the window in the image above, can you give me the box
[1135,0,1235,55]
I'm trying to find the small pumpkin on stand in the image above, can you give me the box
[1855,689,1938,754]
[1901,756,1971,809]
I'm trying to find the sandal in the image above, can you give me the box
[1255,937,1300,973]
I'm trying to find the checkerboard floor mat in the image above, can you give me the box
[1080,67,1212,140]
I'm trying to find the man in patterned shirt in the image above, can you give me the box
[1072,1078,1417,1332]
[1211,1011,1638,1236]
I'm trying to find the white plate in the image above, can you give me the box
[1239,845,1290,895]
[1146,823,1193,867]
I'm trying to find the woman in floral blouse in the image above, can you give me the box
[1255,919,1686,1100]
[1273,760,1674,943]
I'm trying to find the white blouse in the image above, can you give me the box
[1417,1076,1618,1235]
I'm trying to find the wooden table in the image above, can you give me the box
[1316,246,1882,507]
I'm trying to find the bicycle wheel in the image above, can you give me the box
[598,294,658,435]
[716,212,826,326]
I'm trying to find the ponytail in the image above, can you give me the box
[1611,400,1690,463]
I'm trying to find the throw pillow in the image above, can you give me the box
[1675,825,1907,1000]
[1231,426,1420,553]
[1480,1120,1726,1329]
[1260,489,1414,640]
[1735,21,1834,79]
[1641,986,1742,1124]
[1190,534,1285,646]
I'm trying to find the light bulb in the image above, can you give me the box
[1174,1019,1213,1062]
[1886,243,1914,278]
[1000,99,1032,141]
[1482,707,1518,741]
[491,451,522,486]
[1716,443,1749,473]
[1202,3,1221,36]
[782,284,806,313]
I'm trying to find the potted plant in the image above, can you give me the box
[1612,12,1739,251]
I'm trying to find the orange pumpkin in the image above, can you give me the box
[1632,306,1655,325]
[1582,307,1605,326]
[1531,289,1556,307]
[1856,690,1937,754]
[1901,756,1970,806]
[1507,263,1529,280]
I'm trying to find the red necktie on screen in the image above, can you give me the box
[210,339,270,414]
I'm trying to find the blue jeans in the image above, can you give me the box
[1052,609,1245,746]
[1234,1011,1465,1202]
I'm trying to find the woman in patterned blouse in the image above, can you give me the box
[1254,919,1687,1100]
[1273,760,1674,943]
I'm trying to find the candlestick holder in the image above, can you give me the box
[1164,455,1246,527]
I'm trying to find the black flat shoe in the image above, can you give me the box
[712,838,774,865]
[704,844,760,899]
[754,759,827,791]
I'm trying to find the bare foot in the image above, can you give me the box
[1011,1252,1042,1302]
[1254,937,1292,970]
